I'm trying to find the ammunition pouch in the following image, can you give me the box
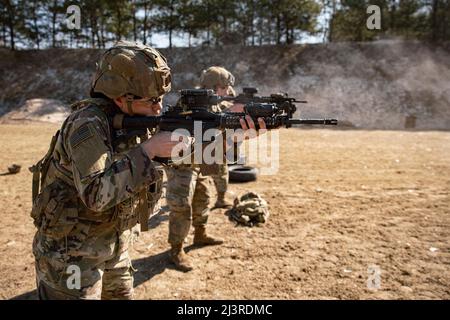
[30,179,79,240]
[147,173,163,210]
[136,171,164,232]
[145,172,164,217]
[113,169,163,233]
[114,196,141,232]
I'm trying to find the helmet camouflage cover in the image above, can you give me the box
[91,40,171,99]
[227,192,270,226]
[200,66,235,89]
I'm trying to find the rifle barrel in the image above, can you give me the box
[116,115,160,129]
[289,119,338,125]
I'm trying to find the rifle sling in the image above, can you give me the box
[30,130,60,203]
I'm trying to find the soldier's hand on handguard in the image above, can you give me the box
[235,115,266,142]
[227,103,267,139]
[239,115,266,132]
[141,131,193,159]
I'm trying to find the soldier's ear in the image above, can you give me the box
[113,96,124,109]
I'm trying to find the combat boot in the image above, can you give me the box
[169,243,193,272]
[193,226,224,246]
[213,192,233,209]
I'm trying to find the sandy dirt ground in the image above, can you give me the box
[0,123,449,300]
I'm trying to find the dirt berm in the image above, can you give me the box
[1,41,449,129]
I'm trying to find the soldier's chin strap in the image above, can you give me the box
[125,94,134,116]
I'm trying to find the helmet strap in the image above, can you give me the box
[125,94,134,116]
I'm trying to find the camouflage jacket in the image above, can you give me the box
[31,98,162,259]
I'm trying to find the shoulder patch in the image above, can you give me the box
[70,124,94,149]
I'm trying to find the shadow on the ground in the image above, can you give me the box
[183,243,210,254]
[132,242,212,288]
[132,250,177,288]
[147,209,169,230]
[10,290,38,300]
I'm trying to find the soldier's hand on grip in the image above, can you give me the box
[142,131,193,159]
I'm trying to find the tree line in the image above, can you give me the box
[327,0,450,42]
[1,0,449,50]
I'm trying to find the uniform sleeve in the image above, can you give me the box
[66,110,160,212]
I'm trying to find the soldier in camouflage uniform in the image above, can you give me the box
[30,41,191,299]
[199,66,238,209]
[166,67,257,272]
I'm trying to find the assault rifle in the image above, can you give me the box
[110,88,337,164]
[112,88,337,133]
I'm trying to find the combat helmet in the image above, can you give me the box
[227,192,270,227]
[91,41,171,113]
[200,66,235,89]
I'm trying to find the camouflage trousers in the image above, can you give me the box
[166,166,211,245]
[211,164,228,196]
[34,225,134,300]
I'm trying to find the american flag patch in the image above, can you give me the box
[70,124,94,148]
